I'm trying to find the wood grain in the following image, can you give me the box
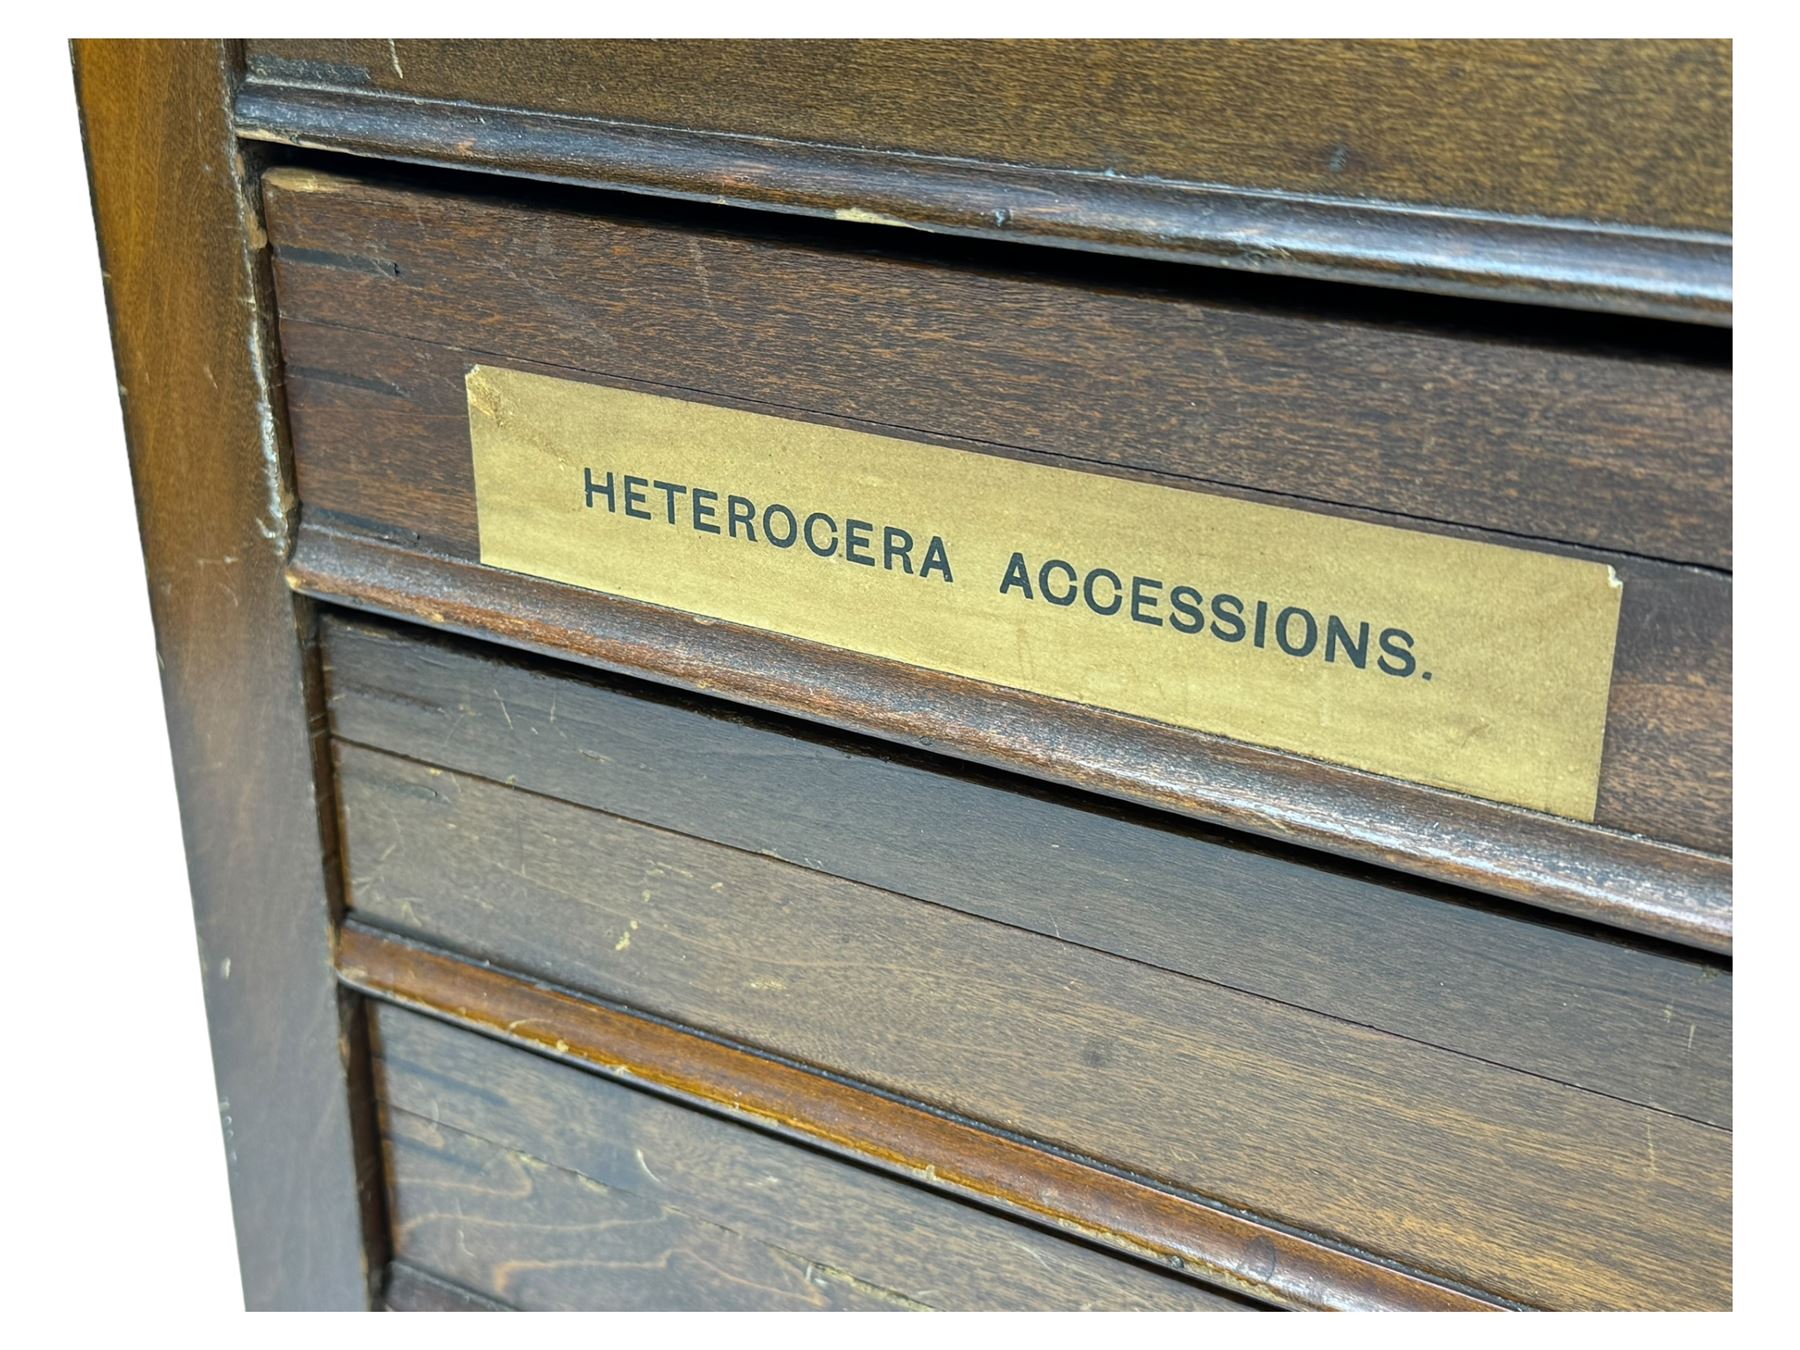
[236,41,1732,320]
[73,39,380,1308]
[246,39,1731,227]
[261,170,1732,859]
[292,524,1731,952]
[81,38,1735,1317]
[265,169,1732,570]
[374,1004,1254,1310]
[333,752,1730,1310]
[324,614,1730,1126]
[384,1108,933,1310]
[338,924,1508,1310]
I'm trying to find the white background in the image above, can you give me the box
[15,33,243,1313]
[6,10,1784,1340]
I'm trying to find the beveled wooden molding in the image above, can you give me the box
[289,520,1731,954]
[235,81,1730,325]
[337,921,1514,1311]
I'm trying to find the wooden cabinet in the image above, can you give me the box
[77,38,1731,1310]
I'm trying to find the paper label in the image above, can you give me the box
[468,365,1622,818]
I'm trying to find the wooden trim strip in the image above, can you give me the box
[290,520,1732,954]
[337,922,1513,1311]
[235,81,1730,326]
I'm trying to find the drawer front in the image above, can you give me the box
[271,168,1730,953]
[373,1002,1250,1311]
[239,39,1731,328]
[327,614,1730,1310]
[269,150,1729,1313]
[267,171,1730,574]
[248,39,1731,236]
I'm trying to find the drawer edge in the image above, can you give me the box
[336,921,1514,1311]
[292,520,1732,953]
[237,80,1732,325]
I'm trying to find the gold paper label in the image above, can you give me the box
[468,366,1623,819]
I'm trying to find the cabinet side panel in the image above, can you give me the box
[73,37,379,1308]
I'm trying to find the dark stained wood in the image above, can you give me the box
[237,41,1732,321]
[292,524,1732,952]
[265,169,1732,570]
[274,342,1736,865]
[333,759,1731,1310]
[325,615,1731,1127]
[236,87,1730,326]
[373,1004,1255,1310]
[384,1108,931,1310]
[247,39,1732,227]
[338,924,1509,1311]
[383,1263,512,1312]
[82,38,1734,1318]
[261,170,1733,861]
[72,40,380,1308]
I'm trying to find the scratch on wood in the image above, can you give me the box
[834,206,924,230]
